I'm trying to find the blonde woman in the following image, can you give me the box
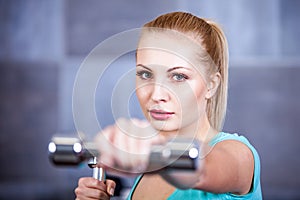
[75,12,262,200]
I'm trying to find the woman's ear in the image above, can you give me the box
[205,72,221,99]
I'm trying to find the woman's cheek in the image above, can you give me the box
[177,87,207,125]
[136,88,149,115]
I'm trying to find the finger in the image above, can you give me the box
[96,127,115,167]
[128,122,151,171]
[78,177,106,190]
[101,125,115,142]
[115,120,145,171]
[75,187,109,200]
[111,119,156,172]
[76,178,111,200]
[131,118,156,138]
[113,125,132,171]
[105,179,116,196]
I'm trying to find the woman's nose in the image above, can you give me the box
[151,83,169,103]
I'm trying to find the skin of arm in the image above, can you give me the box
[97,120,254,195]
[160,140,254,195]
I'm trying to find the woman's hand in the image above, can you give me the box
[95,118,165,175]
[75,177,116,200]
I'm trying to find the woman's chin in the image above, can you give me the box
[149,120,180,134]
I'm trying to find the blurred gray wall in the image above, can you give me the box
[1,0,300,199]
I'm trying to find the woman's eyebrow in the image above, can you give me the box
[136,64,152,71]
[167,66,193,73]
[137,64,193,73]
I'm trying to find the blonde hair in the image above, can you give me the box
[139,12,229,131]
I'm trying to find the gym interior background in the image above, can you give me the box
[0,0,300,199]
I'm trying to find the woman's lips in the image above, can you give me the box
[149,109,174,120]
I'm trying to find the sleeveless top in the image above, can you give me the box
[126,132,262,200]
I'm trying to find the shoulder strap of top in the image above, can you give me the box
[126,175,143,200]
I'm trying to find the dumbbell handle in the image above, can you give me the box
[48,136,200,172]
[88,157,106,181]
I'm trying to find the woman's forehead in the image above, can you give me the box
[136,48,194,69]
[138,31,201,52]
[138,31,205,60]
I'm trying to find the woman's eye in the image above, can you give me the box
[171,73,189,82]
[136,71,152,80]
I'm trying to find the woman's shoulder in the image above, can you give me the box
[208,131,262,199]
[209,132,259,157]
[209,132,261,178]
[209,132,260,163]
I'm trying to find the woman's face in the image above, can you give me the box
[136,35,210,134]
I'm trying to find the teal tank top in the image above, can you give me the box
[127,132,262,200]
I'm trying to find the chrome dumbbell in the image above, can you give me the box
[48,136,200,175]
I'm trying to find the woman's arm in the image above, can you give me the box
[160,140,254,195]
[95,118,254,195]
